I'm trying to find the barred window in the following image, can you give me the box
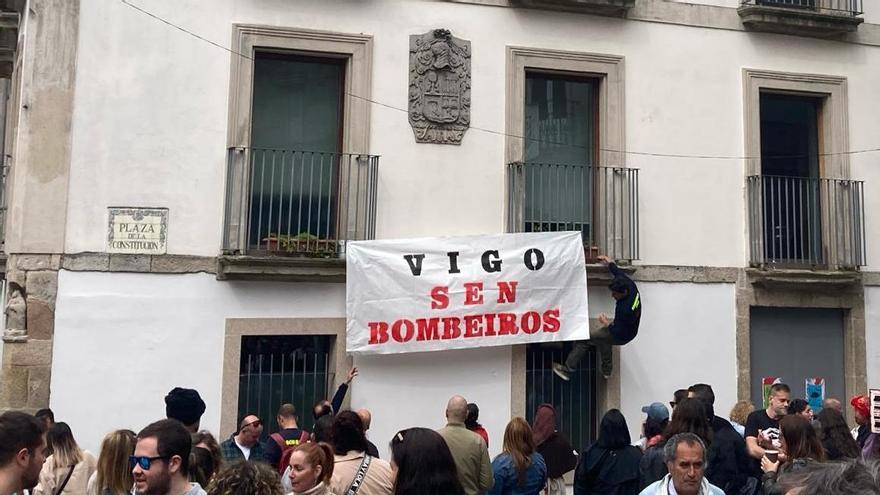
[238,335,333,440]
[526,342,597,452]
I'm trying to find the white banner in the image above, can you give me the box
[346,232,589,355]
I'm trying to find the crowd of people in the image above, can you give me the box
[0,374,878,495]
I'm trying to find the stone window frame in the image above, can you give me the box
[734,277,866,419]
[220,317,351,438]
[742,68,849,179]
[224,25,373,257]
[506,46,626,418]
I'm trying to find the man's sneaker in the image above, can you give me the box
[552,362,572,381]
[599,345,613,379]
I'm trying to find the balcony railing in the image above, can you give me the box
[223,148,378,258]
[747,175,865,269]
[507,162,639,262]
[741,0,863,16]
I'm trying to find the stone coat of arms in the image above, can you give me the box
[408,29,471,145]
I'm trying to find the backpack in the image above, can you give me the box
[271,429,310,473]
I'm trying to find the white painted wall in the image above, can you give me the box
[51,270,516,456]
[354,346,512,459]
[620,282,739,441]
[52,269,738,456]
[63,0,880,269]
[865,287,880,392]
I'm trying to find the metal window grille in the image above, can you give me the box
[223,148,379,258]
[238,335,333,441]
[743,0,862,15]
[747,175,866,268]
[508,162,639,262]
[526,342,597,452]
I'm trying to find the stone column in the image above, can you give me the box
[0,0,79,412]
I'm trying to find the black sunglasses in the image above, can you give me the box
[129,455,169,470]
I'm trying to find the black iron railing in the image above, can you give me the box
[747,175,866,268]
[223,148,379,258]
[741,0,863,16]
[507,162,639,262]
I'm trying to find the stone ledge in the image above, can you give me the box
[737,4,864,37]
[217,256,345,282]
[61,252,216,274]
[746,267,862,290]
[510,0,635,16]
[862,272,880,286]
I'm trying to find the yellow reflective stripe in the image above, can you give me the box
[631,293,640,311]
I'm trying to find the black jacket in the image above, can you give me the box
[607,263,641,344]
[705,416,750,494]
[574,444,642,495]
[537,432,578,479]
[639,444,666,490]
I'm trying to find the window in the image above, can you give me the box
[247,53,346,253]
[526,342,597,451]
[522,73,598,243]
[758,93,822,265]
[743,69,864,268]
[222,26,376,263]
[505,48,637,263]
[238,335,332,439]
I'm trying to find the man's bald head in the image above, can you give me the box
[357,409,372,431]
[446,395,468,423]
[822,398,842,412]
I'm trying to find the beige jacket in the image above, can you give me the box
[329,451,393,495]
[34,451,97,495]
[437,422,494,495]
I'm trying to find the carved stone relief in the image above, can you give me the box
[408,29,471,145]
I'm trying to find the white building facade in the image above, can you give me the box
[0,0,878,460]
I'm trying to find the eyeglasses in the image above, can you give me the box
[669,402,677,408]
[129,455,169,470]
[242,419,262,430]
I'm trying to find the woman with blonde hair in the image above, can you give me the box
[34,422,97,495]
[288,442,336,495]
[87,429,136,495]
[488,417,547,495]
[729,400,754,437]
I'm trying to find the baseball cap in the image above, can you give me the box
[850,394,869,418]
[641,402,670,421]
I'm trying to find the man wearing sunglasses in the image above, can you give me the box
[220,414,265,462]
[132,419,206,495]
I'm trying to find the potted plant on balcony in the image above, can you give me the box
[262,232,337,258]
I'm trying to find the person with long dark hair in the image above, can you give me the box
[815,408,860,460]
[531,404,576,495]
[760,414,825,495]
[574,410,641,495]
[390,427,463,495]
[465,403,489,448]
[488,418,547,495]
[329,411,392,495]
[638,416,668,489]
[34,422,97,495]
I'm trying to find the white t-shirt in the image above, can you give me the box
[235,438,252,460]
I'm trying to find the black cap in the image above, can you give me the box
[165,387,206,426]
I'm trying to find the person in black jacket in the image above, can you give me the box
[553,256,641,380]
[574,409,642,495]
[688,384,752,494]
[532,404,577,495]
